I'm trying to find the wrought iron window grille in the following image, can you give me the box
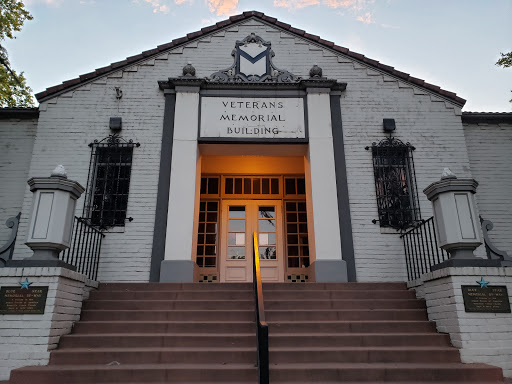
[83,134,140,229]
[366,136,421,231]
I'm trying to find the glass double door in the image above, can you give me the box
[220,200,284,282]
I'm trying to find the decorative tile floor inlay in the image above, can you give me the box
[287,274,308,283]
[199,274,218,283]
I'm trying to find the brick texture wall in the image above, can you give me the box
[464,122,512,256]
[9,18,479,282]
[0,118,37,246]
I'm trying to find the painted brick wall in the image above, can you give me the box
[464,122,512,256]
[0,267,97,380]
[10,18,481,282]
[0,118,37,246]
[410,267,512,378]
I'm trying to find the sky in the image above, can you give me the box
[4,0,511,111]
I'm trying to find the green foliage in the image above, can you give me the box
[0,64,34,107]
[496,52,512,68]
[496,52,512,103]
[0,0,35,107]
[0,0,33,41]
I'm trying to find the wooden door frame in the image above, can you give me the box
[219,199,284,283]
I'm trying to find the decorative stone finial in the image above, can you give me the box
[182,62,196,77]
[309,64,323,78]
[441,167,457,180]
[51,165,67,179]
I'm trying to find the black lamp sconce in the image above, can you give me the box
[383,118,396,133]
[109,117,122,132]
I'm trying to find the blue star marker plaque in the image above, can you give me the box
[477,277,489,288]
[20,279,33,289]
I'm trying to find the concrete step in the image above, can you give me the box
[262,289,417,300]
[268,333,452,347]
[80,309,255,321]
[262,282,408,290]
[87,290,253,301]
[73,321,255,334]
[268,362,504,382]
[83,299,254,310]
[98,282,253,291]
[268,346,461,364]
[59,333,256,349]
[265,309,428,321]
[267,320,437,333]
[49,348,256,365]
[9,363,258,383]
[264,299,426,310]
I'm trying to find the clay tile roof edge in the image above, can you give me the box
[35,10,466,107]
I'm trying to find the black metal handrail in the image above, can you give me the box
[252,231,269,384]
[0,213,21,267]
[400,217,449,281]
[60,217,105,280]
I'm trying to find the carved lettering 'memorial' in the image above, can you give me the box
[209,33,299,83]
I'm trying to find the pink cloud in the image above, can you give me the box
[273,0,319,9]
[206,0,238,15]
[356,11,373,24]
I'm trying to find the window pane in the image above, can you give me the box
[208,177,219,194]
[225,178,233,194]
[271,178,279,194]
[262,178,270,194]
[297,178,306,194]
[253,179,260,194]
[259,219,275,232]
[244,178,251,194]
[288,257,299,268]
[229,219,245,231]
[228,247,245,259]
[200,178,207,194]
[259,246,276,260]
[234,178,243,194]
[285,178,296,195]
[207,201,218,211]
[259,207,275,219]
[229,206,245,218]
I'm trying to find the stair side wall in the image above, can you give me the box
[0,267,96,380]
[411,267,512,378]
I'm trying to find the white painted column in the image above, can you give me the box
[161,86,200,282]
[306,88,347,282]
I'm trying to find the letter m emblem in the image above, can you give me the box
[234,33,271,81]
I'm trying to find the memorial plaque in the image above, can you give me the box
[462,285,511,313]
[0,286,49,314]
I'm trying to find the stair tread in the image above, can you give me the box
[270,362,500,369]
[15,363,257,370]
[53,346,456,353]
[63,333,255,337]
[53,347,257,352]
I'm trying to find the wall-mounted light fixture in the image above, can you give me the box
[383,118,396,133]
[109,117,122,131]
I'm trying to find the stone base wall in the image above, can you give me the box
[409,267,512,377]
[0,267,97,380]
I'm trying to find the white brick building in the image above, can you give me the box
[1,11,511,284]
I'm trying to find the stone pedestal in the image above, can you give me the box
[423,169,499,269]
[9,166,85,269]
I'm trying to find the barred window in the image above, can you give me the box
[83,134,139,228]
[368,137,421,230]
